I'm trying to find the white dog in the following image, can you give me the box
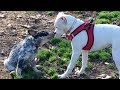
[54,12,120,79]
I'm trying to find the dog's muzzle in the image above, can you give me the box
[48,32,55,39]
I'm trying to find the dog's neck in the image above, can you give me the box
[67,18,84,33]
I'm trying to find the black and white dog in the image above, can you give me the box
[4,30,54,78]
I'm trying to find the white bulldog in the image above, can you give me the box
[54,12,120,79]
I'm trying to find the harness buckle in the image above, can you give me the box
[71,33,74,38]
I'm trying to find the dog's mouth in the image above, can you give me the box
[47,32,55,39]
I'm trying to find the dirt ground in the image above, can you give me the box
[0,11,118,79]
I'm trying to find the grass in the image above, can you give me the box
[106,63,115,69]
[95,19,111,24]
[36,49,53,61]
[47,67,56,76]
[46,11,54,16]
[96,11,120,24]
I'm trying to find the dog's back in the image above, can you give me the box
[90,24,120,51]
[4,30,54,73]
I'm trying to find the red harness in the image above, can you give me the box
[65,21,94,50]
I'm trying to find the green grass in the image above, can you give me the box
[107,63,115,69]
[89,48,112,62]
[36,49,53,61]
[95,19,111,24]
[96,11,120,24]
[49,37,62,46]
[51,73,58,79]
[47,67,56,76]
[49,56,57,63]
[85,62,93,72]
[11,67,42,79]
[98,11,116,20]
[46,11,54,16]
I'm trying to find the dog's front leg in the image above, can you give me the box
[75,50,88,77]
[58,51,81,79]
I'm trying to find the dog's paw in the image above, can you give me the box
[75,70,80,75]
[75,71,81,77]
[75,70,85,77]
[58,74,66,79]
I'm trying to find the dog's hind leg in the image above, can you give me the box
[16,60,23,79]
[112,48,120,79]
[75,50,88,77]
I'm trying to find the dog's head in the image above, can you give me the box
[28,30,54,46]
[54,12,76,38]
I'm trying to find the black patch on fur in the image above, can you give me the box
[33,31,49,39]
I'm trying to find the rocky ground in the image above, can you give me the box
[0,11,118,79]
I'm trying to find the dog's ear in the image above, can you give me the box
[60,16,67,25]
[28,30,37,36]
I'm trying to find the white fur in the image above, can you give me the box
[54,12,120,79]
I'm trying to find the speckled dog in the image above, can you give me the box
[4,30,54,78]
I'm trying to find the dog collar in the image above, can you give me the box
[65,21,94,50]
[66,19,77,35]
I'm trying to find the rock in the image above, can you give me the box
[7,24,12,28]
[1,49,6,56]
[96,74,106,79]
[30,16,36,19]
[0,57,7,61]
[0,31,5,36]
[0,14,6,18]
[21,33,27,39]
[36,14,41,18]
[99,74,106,77]
[17,15,22,18]
[7,24,16,30]
[30,15,41,24]
[10,29,17,36]
[105,62,110,65]
[96,74,112,79]
[103,75,112,79]
[48,19,54,23]
[20,24,31,29]
[30,25,40,29]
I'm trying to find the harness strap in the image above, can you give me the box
[66,22,94,50]
[83,23,94,50]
